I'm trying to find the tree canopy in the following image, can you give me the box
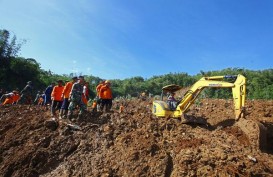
[1,29,272,99]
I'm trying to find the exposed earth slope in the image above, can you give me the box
[0,99,273,176]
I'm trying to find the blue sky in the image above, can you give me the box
[1,0,273,79]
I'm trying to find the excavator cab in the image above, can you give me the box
[153,84,183,117]
[160,84,182,101]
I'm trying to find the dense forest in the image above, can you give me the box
[1,29,273,99]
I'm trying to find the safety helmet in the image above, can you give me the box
[27,81,32,84]
[105,80,110,84]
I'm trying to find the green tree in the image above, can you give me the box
[0,29,26,90]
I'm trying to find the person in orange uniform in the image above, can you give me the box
[38,94,45,106]
[59,77,78,118]
[1,90,20,105]
[12,91,20,104]
[99,80,113,112]
[119,104,124,113]
[96,80,105,111]
[51,80,64,117]
[91,100,97,112]
[96,80,105,96]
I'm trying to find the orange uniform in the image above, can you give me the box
[62,81,73,99]
[82,95,88,105]
[13,94,20,103]
[51,85,64,101]
[3,97,13,105]
[38,97,44,105]
[99,85,112,99]
[92,101,97,109]
[3,93,20,105]
[119,105,124,113]
[96,83,104,97]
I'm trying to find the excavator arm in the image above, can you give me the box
[152,74,246,119]
[177,74,246,119]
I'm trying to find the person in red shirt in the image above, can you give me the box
[82,81,90,106]
[99,80,113,112]
[51,80,64,117]
[59,77,77,118]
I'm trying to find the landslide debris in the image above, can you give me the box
[0,99,273,177]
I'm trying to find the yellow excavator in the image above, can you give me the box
[153,74,246,119]
[152,74,267,151]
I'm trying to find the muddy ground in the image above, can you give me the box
[0,99,273,177]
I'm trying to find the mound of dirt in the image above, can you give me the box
[0,99,273,176]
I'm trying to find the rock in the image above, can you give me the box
[247,155,257,163]
[220,153,227,160]
[67,124,81,131]
[44,118,59,131]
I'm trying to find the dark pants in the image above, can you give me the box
[61,98,70,110]
[100,99,112,112]
[68,98,87,118]
[51,100,63,115]
[19,94,32,104]
[44,94,52,105]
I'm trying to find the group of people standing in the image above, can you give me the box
[0,76,113,119]
[49,76,113,119]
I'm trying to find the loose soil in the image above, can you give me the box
[0,99,273,177]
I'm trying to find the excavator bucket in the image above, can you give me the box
[235,118,267,151]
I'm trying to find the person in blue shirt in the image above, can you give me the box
[44,82,55,106]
